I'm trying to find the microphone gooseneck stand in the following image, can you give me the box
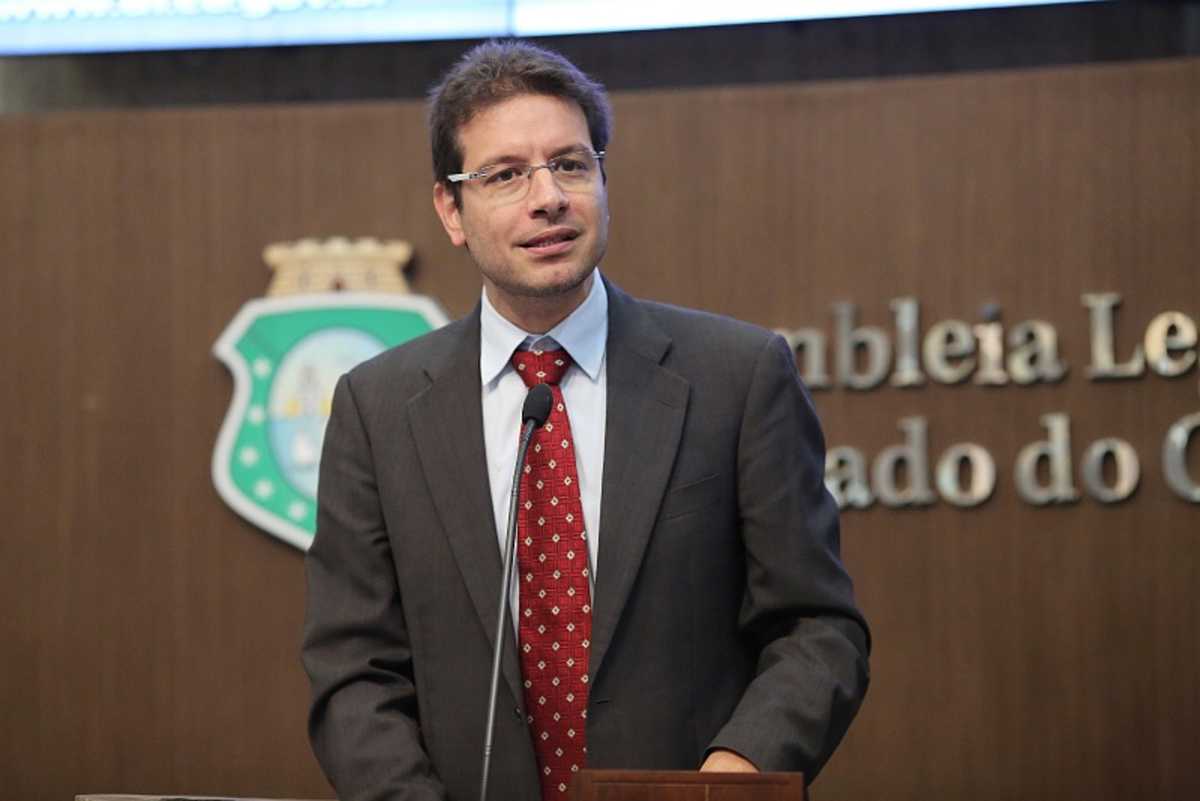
[479,383,553,801]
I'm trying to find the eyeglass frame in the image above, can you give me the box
[445,149,607,194]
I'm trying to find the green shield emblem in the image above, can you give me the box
[212,240,449,549]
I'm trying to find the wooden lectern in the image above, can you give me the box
[77,772,805,801]
[569,770,806,801]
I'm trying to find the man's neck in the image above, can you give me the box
[484,272,595,334]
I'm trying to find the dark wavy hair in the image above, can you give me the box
[428,40,613,205]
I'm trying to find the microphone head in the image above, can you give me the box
[522,383,554,427]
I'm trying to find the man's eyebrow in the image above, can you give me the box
[548,143,591,158]
[472,143,590,170]
[472,153,524,170]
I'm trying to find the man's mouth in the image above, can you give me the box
[520,228,580,253]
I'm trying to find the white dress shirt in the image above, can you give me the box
[479,270,608,617]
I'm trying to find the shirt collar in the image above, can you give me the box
[479,270,608,386]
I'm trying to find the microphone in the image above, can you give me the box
[479,383,554,801]
[522,382,554,430]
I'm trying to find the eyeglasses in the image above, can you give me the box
[446,149,605,202]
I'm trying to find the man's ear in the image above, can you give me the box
[433,181,467,247]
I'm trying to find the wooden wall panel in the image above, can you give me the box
[0,56,1196,801]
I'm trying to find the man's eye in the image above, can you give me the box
[486,166,523,184]
[553,157,587,173]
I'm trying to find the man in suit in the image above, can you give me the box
[302,40,869,801]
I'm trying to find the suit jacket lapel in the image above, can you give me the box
[408,309,525,708]
[590,284,690,684]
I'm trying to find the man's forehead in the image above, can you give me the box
[457,94,590,164]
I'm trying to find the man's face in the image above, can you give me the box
[433,94,610,317]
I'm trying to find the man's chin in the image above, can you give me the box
[519,280,588,299]
[495,265,593,300]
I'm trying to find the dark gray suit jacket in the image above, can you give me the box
[302,280,869,801]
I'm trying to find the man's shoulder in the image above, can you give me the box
[625,293,781,358]
[341,313,475,398]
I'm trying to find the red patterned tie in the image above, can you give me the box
[511,346,592,799]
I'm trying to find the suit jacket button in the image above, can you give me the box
[514,706,523,719]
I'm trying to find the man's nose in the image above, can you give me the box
[527,165,569,217]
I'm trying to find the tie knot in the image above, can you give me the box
[512,347,572,388]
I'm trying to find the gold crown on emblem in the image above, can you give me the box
[263,237,413,297]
